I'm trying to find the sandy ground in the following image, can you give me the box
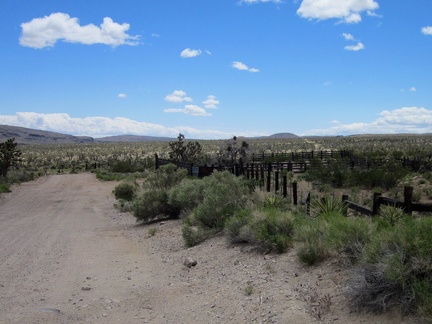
[0,174,422,323]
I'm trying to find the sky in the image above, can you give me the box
[1,0,432,139]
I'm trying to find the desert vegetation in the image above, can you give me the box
[3,133,432,320]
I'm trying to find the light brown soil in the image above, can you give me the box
[0,174,422,323]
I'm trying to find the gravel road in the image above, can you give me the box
[0,174,420,324]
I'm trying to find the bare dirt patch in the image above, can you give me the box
[0,174,421,323]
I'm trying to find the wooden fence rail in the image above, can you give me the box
[341,186,432,217]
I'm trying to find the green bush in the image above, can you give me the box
[113,182,136,201]
[252,209,295,253]
[349,217,432,319]
[111,160,137,173]
[325,215,374,265]
[295,217,328,265]
[224,209,254,243]
[133,189,180,222]
[194,171,248,229]
[182,222,217,247]
[144,164,188,190]
[168,178,206,212]
[0,182,11,193]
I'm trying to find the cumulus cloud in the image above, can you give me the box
[0,112,236,139]
[232,61,260,72]
[344,42,365,51]
[164,105,211,116]
[297,0,379,24]
[19,13,139,49]
[180,48,202,58]
[410,87,417,92]
[342,33,355,41]
[164,91,217,116]
[202,95,219,109]
[117,93,127,98]
[164,90,193,103]
[421,26,432,35]
[303,107,432,136]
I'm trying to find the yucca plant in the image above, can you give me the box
[310,195,347,218]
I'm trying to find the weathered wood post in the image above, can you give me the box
[275,170,279,193]
[260,165,264,188]
[282,175,287,198]
[306,192,311,216]
[342,194,349,217]
[155,154,159,170]
[266,163,271,192]
[404,186,413,215]
[292,182,298,205]
[372,192,382,216]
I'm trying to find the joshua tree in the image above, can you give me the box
[0,138,22,178]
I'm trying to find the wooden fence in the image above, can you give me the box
[341,186,432,216]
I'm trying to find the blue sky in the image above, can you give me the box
[1,0,432,139]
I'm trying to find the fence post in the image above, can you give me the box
[306,192,311,216]
[266,163,271,192]
[155,154,159,170]
[275,170,279,193]
[372,192,382,216]
[282,175,287,198]
[342,194,349,217]
[404,186,413,215]
[292,182,297,205]
[260,165,264,188]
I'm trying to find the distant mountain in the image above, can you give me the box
[250,133,299,139]
[0,125,94,145]
[96,135,174,142]
[267,133,299,139]
[0,124,300,145]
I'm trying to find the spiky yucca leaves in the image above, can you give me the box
[310,195,347,218]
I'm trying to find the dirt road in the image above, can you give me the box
[0,174,159,323]
[0,174,419,323]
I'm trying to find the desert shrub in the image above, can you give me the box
[168,178,207,212]
[133,189,180,222]
[113,182,136,201]
[349,217,432,319]
[252,209,295,253]
[111,160,136,173]
[194,171,248,229]
[0,182,11,193]
[325,216,374,265]
[182,222,217,247]
[295,213,374,266]
[95,170,127,181]
[295,217,328,265]
[143,163,188,191]
[224,209,254,243]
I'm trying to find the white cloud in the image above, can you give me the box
[0,112,237,139]
[410,87,417,92]
[117,93,127,98]
[164,90,193,103]
[344,42,365,51]
[164,105,211,116]
[303,107,432,136]
[202,95,219,109]
[19,13,139,49]
[342,33,355,41]
[421,26,432,35]
[180,48,202,58]
[297,0,379,24]
[232,61,260,72]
